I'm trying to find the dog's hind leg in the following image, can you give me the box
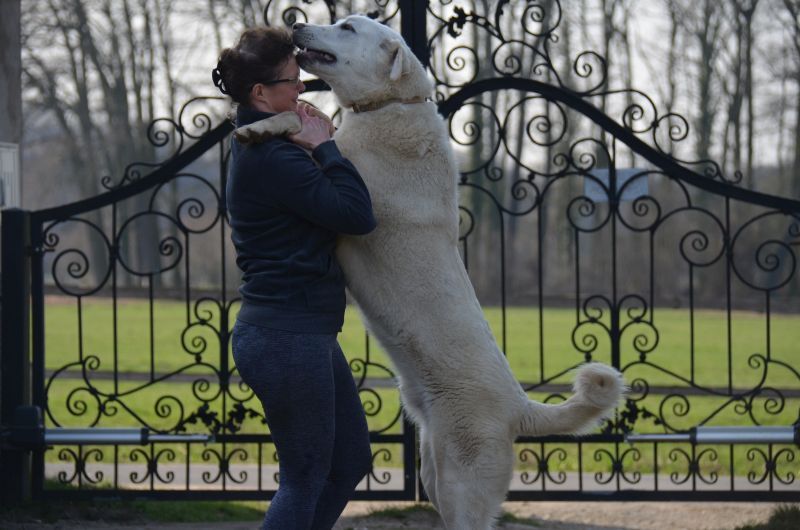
[434,438,514,530]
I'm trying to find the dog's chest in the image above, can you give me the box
[335,116,457,222]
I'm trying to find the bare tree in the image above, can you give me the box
[234,0,259,27]
[22,0,184,287]
[604,0,636,166]
[776,41,790,177]
[666,0,680,118]
[724,0,761,186]
[782,0,800,197]
[588,0,635,167]
[206,0,225,52]
[674,0,724,162]
[719,1,745,177]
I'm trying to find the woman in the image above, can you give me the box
[213,26,376,530]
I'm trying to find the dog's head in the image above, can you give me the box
[293,15,433,108]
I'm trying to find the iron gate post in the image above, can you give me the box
[1,207,32,502]
[399,0,429,68]
[29,216,46,498]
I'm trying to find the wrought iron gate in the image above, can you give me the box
[2,0,799,502]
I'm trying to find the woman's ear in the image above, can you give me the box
[250,83,266,104]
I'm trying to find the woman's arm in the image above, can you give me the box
[262,140,377,235]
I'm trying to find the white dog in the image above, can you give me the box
[237,15,624,530]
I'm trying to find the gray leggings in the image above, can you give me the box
[231,320,372,530]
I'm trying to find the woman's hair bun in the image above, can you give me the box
[213,27,295,105]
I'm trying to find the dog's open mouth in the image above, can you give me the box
[296,46,337,64]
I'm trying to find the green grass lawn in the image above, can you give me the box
[43,296,800,389]
[40,296,799,477]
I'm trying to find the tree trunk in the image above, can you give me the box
[784,1,800,196]
[743,3,758,188]
[777,50,788,178]
[620,1,634,166]
[694,0,721,162]
[793,80,800,197]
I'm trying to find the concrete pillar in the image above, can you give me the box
[0,0,22,208]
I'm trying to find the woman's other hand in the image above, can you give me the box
[289,104,332,150]
[301,102,336,136]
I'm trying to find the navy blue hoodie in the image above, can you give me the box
[226,106,376,333]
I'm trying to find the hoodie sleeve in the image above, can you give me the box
[260,140,377,235]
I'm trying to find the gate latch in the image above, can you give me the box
[1,405,214,450]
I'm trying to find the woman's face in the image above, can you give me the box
[250,56,306,114]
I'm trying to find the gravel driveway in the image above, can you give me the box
[3,501,791,530]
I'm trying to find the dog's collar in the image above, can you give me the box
[350,96,428,113]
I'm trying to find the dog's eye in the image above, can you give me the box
[340,22,355,32]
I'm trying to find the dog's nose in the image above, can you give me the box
[293,22,305,31]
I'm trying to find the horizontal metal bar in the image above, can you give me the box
[626,426,799,445]
[46,429,144,445]
[44,428,213,446]
[625,433,693,443]
[505,491,800,502]
[696,426,796,445]
[517,434,626,443]
[147,434,215,443]
[212,432,410,444]
[39,488,800,503]
[46,369,800,398]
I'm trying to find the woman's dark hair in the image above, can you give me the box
[212,27,295,105]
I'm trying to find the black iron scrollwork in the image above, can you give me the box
[32,0,800,501]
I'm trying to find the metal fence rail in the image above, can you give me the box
[626,426,800,445]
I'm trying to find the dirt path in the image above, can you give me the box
[4,501,790,530]
[336,501,783,529]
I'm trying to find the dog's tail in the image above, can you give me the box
[516,363,624,437]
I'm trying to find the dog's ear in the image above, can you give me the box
[390,46,404,81]
[383,39,406,81]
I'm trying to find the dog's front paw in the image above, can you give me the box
[233,111,302,144]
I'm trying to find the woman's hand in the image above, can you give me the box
[289,104,333,150]
[302,102,336,136]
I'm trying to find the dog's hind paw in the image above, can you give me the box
[233,111,302,144]
[572,363,626,411]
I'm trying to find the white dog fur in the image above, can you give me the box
[237,15,625,529]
